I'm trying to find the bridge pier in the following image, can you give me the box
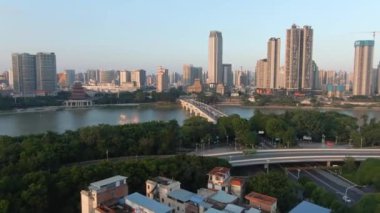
[326,161,331,167]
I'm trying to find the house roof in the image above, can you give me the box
[125,192,172,213]
[208,167,230,176]
[205,208,224,213]
[245,191,277,206]
[230,178,244,186]
[224,204,245,213]
[89,175,127,191]
[245,208,261,213]
[168,189,195,202]
[210,190,238,204]
[289,201,331,213]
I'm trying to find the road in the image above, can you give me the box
[288,168,364,205]
[201,148,380,166]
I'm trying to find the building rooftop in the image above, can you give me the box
[89,175,127,191]
[230,178,244,186]
[210,190,238,204]
[148,176,179,186]
[197,188,217,199]
[289,201,331,213]
[224,204,245,213]
[205,208,224,213]
[208,167,230,176]
[245,191,277,206]
[125,192,172,213]
[245,208,261,213]
[168,189,196,202]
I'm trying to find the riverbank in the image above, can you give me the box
[0,102,179,116]
[215,103,380,111]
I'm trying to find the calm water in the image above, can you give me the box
[0,104,379,136]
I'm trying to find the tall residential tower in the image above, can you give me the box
[267,38,281,89]
[285,24,313,91]
[353,40,374,96]
[12,53,36,96]
[208,31,223,85]
[36,52,56,94]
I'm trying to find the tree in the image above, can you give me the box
[246,171,298,212]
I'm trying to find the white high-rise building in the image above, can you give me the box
[208,31,223,85]
[255,59,268,89]
[156,66,169,92]
[267,38,281,89]
[353,40,374,96]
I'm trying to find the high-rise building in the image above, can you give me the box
[64,69,76,88]
[235,69,249,88]
[377,62,380,94]
[267,38,281,89]
[255,59,269,89]
[12,53,37,96]
[156,67,169,92]
[353,40,374,96]
[222,64,233,87]
[131,69,146,88]
[285,24,313,91]
[99,70,116,85]
[119,70,131,84]
[35,52,56,94]
[277,66,286,89]
[311,61,320,90]
[182,64,203,86]
[208,31,223,85]
[86,69,100,85]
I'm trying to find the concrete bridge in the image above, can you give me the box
[178,98,227,123]
[201,148,380,167]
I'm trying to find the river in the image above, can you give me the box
[0,104,379,136]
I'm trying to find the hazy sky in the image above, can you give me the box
[0,0,379,73]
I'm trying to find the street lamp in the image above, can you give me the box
[321,134,326,147]
[344,185,356,202]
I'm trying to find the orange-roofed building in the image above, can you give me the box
[230,177,245,199]
[245,191,277,213]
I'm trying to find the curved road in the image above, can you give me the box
[202,148,380,166]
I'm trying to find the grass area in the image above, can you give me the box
[341,172,357,184]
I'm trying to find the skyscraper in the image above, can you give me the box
[183,64,203,86]
[255,59,268,89]
[222,64,233,87]
[12,53,37,96]
[208,31,223,85]
[64,69,76,88]
[285,24,313,91]
[156,66,169,92]
[36,52,56,94]
[353,40,374,96]
[131,69,146,88]
[267,38,281,89]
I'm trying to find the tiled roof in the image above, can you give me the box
[245,191,277,205]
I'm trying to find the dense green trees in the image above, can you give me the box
[249,109,358,146]
[246,171,299,212]
[0,155,228,213]
[298,177,348,213]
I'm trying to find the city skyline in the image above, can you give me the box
[0,0,379,73]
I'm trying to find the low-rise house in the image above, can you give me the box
[289,201,331,213]
[125,192,173,213]
[245,192,277,213]
[80,175,128,213]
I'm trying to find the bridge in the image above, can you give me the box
[178,98,227,123]
[201,148,380,167]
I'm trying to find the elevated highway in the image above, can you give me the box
[178,98,227,123]
[202,148,380,167]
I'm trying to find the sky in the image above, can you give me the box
[0,0,379,74]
